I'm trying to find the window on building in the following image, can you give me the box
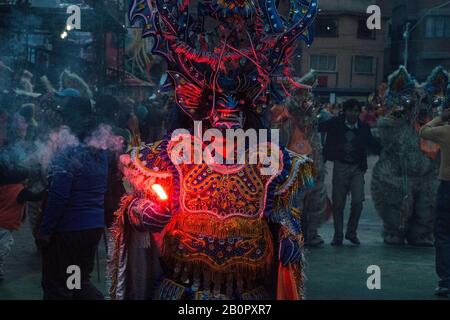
[425,16,450,38]
[310,55,337,72]
[315,18,339,37]
[353,56,375,74]
[27,47,36,64]
[317,75,329,88]
[357,19,376,39]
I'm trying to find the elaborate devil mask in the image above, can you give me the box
[129,0,318,130]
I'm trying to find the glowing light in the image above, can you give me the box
[66,25,72,31]
[60,31,68,39]
[152,184,168,200]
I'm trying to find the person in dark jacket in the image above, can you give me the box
[37,97,107,300]
[319,99,380,246]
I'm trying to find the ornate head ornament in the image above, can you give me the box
[386,66,418,112]
[445,84,450,109]
[422,66,449,110]
[129,0,318,129]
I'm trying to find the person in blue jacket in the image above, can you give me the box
[37,95,107,300]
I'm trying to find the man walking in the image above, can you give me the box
[420,109,450,297]
[319,99,380,246]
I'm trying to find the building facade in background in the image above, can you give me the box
[387,0,450,82]
[298,0,389,103]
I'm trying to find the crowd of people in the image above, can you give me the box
[0,60,449,299]
[0,62,172,298]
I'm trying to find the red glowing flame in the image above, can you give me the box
[151,184,168,201]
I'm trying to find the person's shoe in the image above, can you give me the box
[384,234,405,246]
[345,235,361,245]
[407,237,434,247]
[435,287,450,298]
[331,238,343,246]
[306,234,325,248]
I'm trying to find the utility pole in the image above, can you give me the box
[402,22,410,68]
[402,1,450,69]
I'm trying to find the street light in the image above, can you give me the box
[403,1,450,68]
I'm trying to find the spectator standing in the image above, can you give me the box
[319,99,380,245]
[420,109,450,297]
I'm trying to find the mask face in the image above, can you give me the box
[432,96,444,108]
[389,96,413,119]
[423,66,449,112]
[210,95,244,129]
[401,95,413,109]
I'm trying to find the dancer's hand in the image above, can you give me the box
[128,198,171,232]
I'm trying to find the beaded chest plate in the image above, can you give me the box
[169,137,282,219]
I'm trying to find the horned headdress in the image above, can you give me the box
[129,0,318,123]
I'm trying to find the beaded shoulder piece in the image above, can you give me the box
[266,148,315,235]
[120,139,179,209]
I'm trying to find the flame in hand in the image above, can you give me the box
[151,184,168,201]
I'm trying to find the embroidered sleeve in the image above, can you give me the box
[116,139,181,231]
[268,148,315,236]
[120,140,176,206]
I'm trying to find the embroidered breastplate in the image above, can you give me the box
[178,162,277,219]
[161,139,282,292]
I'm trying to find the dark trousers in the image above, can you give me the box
[332,161,365,240]
[435,181,450,289]
[41,228,104,300]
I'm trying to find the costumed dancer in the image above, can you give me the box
[371,66,446,246]
[271,72,330,247]
[109,0,319,300]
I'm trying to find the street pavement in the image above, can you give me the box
[0,157,445,300]
[305,157,441,300]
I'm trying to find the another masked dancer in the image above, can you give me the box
[371,66,444,246]
[271,73,330,247]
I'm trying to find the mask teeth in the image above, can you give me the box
[212,272,223,298]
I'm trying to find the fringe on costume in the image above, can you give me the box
[109,194,135,300]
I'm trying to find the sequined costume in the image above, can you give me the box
[109,0,318,300]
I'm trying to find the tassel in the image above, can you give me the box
[213,272,223,298]
[226,273,233,297]
[276,262,300,300]
[173,262,182,279]
[181,264,190,284]
[203,269,211,294]
[236,274,244,294]
[191,268,201,292]
[131,231,151,249]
